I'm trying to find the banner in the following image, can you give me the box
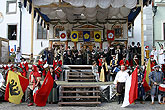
[83,31,90,42]
[94,31,101,42]
[5,71,29,104]
[107,30,114,41]
[71,31,78,42]
[121,67,138,107]
[34,71,54,106]
[59,31,67,41]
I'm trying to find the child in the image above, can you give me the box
[92,61,99,82]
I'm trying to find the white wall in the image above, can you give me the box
[0,0,49,59]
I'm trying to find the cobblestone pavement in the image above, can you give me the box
[0,101,164,110]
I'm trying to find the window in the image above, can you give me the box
[8,24,17,40]
[37,24,47,39]
[6,0,17,14]
[163,23,165,40]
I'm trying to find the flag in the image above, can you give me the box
[34,71,54,106]
[142,59,151,92]
[71,31,78,42]
[107,30,114,41]
[94,31,101,42]
[5,71,29,104]
[121,67,138,107]
[59,31,67,41]
[83,31,90,42]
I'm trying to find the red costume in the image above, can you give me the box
[19,61,29,77]
[119,60,129,70]
[38,59,47,77]
[151,60,157,71]
[29,65,41,90]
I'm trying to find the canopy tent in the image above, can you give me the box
[24,0,151,27]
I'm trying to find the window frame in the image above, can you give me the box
[6,0,17,14]
[7,24,17,40]
[37,23,47,39]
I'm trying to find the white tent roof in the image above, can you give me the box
[32,0,137,22]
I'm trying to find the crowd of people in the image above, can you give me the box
[0,42,164,106]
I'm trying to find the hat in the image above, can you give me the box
[154,65,160,68]
[145,46,149,49]
[150,55,154,58]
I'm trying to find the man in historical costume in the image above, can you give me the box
[130,55,139,70]
[158,45,165,65]
[136,42,141,64]
[119,56,129,70]
[19,57,29,77]
[110,55,119,81]
[100,58,108,82]
[137,66,145,104]
[27,65,41,106]
[130,42,137,61]
[115,44,122,62]
[150,55,157,71]
[38,55,47,77]
[98,54,104,74]
[114,65,129,104]
[149,65,164,104]
[150,46,158,63]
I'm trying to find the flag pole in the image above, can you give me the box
[30,3,34,63]
[141,0,144,65]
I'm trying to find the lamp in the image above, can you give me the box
[152,6,157,16]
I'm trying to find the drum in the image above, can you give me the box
[112,67,120,73]
[55,66,63,77]
[159,84,165,92]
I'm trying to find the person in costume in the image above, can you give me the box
[38,55,47,77]
[149,65,164,104]
[19,57,29,77]
[130,55,139,70]
[27,65,41,106]
[145,46,150,60]
[150,46,158,63]
[47,67,58,104]
[100,58,108,82]
[92,61,99,82]
[114,65,129,104]
[98,55,103,74]
[110,55,119,81]
[150,55,157,71]
[119,56,129,70]
[137,66,145,104]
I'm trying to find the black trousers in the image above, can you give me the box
[117,82,125,103]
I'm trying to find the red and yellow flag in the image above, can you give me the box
[5,71,29,104]
[143,59,151,92]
